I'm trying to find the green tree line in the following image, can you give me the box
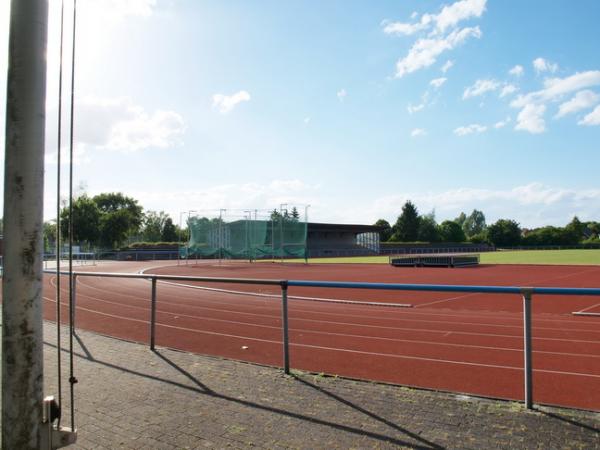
[43,192,183,251]
[375,201,600,247]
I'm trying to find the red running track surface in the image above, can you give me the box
[40,260,600,411]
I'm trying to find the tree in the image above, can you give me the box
[374,219,392,242]
[565,216,585,242]
[463,209,486,238]
[455,212,467,229]
[417,213,440,242]
[161,217,178,242]
[290,207,300,221]
[270,209,281,221]
[99,209,134,248]
[487,219,521,247]
[391,201,420,241]
[142,211,169,242]
[43,221,57,252]
[588,222,600,239]
[93,193,143,248]
[60,195,101,246]
[438,220,466,242]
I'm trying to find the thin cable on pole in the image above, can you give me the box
[68,0,78,430]
[56,0,66,427]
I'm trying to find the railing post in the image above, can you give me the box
[522,288,533,410]
[281,281,290,374]
[150,277,157,350]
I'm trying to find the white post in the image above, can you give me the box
[2,0,49,448]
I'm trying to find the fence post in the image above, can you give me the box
[522,289,533,409]
[150,277,157,350]
[281,281,290,374]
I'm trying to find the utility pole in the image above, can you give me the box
[2,0,48,448]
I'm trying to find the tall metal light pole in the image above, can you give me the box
[2,0,48,447]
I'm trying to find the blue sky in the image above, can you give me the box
[1,0,600,227]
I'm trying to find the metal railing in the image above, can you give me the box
[50,270,600,410]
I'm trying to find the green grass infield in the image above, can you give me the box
[270,249,600,265]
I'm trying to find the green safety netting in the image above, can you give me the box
[181,216,307,260]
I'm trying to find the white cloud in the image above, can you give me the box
[533,57,558,74]
[407,103,425,114]
[555,90,600,118]
[509,71,600,132]
[107,110,185,152]
[386,0,486,37]
[512,71,600,108]
[212,90,251,114]
[383,18,430,36]
[515,103,546,134]
[45,144,91,166]
[462,79,500,99]
[367,182,600,228]
[494,116,511,128]
[67,96,185,153]
[499,84,518,98]
[453,123,487,136]
[509,65,524,77]
[303,117,311,125]
[411,128,427,137]
[337,88,347,101]
[434,0,487,34]
[407,91,432,114]
[441,60,454,73]
[578,105,600,126]
[430,77,447,89]
[410,11,419,20]
[395,26,482,78]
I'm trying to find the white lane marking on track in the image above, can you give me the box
[574,301,600,314]
[414,292,478,308]
[41,295,600,380]
[158,280,412,308]
[67,275,600,337]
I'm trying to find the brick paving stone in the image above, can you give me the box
[2,321,599,449]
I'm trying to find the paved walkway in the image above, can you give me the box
[33,323,600,449]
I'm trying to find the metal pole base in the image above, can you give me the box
[42,396,77,449]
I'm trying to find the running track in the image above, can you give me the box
[40,260,600,411]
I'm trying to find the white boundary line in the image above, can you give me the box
[158,280,412,308]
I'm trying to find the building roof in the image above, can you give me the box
[307,222,383,233]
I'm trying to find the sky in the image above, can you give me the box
[1,0,600,228]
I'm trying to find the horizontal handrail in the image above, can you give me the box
[287,280,600,296]
[46,270,600,296]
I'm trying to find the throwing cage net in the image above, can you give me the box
[182,209,308,261]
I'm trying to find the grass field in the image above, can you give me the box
[277,249,600,265]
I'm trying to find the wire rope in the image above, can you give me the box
[67,0,78,430]
[55,0,65,427]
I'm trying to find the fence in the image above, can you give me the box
[54,270,600,410]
